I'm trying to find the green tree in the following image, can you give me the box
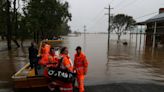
[23,0,71,43]
[0,0,72,49]
[0,0,7,40]
[17,14,33,46]
[0,0,21,49]
[56,23,71,35]
[6,0,12,49]
[111,14,136,41]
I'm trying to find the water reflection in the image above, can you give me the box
[83,33,87,53]
[106,40,110,75]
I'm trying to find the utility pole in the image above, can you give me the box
[105,5,113,50]
[84,25,86,33]
[83,25,86,53]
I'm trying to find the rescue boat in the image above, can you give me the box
[11,40,62,88]
[43,39,64,43]
[12,63,48,88]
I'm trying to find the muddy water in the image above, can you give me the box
[64,34,164,85]
[0,41,30,92]
[0,34,164,91]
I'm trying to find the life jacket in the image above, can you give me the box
[39,44,51,65]
[47,54,74,92]
[44,54,59,78]
[46,54,75,83]
[47,55,74,92]
[74,52,88,75]
[59,54,73,72]
[46,54,59,68]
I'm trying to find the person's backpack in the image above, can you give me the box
[47,57,76,83]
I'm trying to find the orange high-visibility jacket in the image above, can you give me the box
[60,54,73,72]
[74,52,88,75]
[46,54,59,68]
[39,44,51,65]
[44,54,59,78]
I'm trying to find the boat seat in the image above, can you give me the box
[28,68,35,77]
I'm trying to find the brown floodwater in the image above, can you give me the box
[0,34,164,91]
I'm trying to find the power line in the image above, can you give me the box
[109,0,115,4]
[78,2,111,32]
[72,8,105,32]
[113,0,128,9]
[90,8,105,22]
[114,0,139,10]
[119,0,139,9]
[87,5,113,31]
[134,11,158,20]
[86,8,105,30]
[87,14,106,30]
[112,0,158,21]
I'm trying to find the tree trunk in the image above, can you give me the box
[36,31,40,44]
[41,30,44,40]
[20,39,24,47]
[12,39,20,47]
[13,0,16,32]
[6,0,12,50]
[1,35,5,40]
[117,34,121,43]
[34,32,36,42]
[13,0,20,48]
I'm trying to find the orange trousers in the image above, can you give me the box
[77,75,85,92]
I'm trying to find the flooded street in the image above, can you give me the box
[65,34,164,86]
[0,34,164,91]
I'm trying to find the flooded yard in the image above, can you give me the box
[0,34,164,91]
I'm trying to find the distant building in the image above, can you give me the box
[137,8,164,48]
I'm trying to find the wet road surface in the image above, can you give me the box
[14,83,164,92]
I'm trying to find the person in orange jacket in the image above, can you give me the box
[39,42,51,66]
[44,47,59,78]
[46,47,59,69]
[74,46,88,92]
[49,47,74,92]
[60,47,73,72]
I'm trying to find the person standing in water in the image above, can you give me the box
[28,42,38,68]
[28,41,38,74]
[74,46,88,92]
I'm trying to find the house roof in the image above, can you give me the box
[136,13,164,25]
[145,13,164,23]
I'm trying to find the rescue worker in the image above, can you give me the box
[39,42,51,66]
[46,47,59,68]
[60,47,73,72]
[74,46,88,92]
[44,47,59,78]
[49,47,74,92]
[28,41,38,75]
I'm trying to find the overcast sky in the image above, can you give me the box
[66,0,164,32]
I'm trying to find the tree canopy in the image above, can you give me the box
[0,1,7,40]
[0,0,72,49]
[111,14,136,41]
[23,0,72,42]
